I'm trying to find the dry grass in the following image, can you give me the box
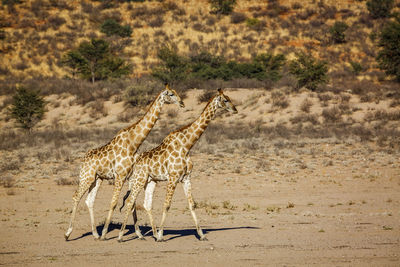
[0,176,15,188]
[271,90,289,110]
[56,177,78,186]
[300,98,313,113]
[322,106,342,124]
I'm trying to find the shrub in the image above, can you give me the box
[366,0,394,19]
[197,90,215,103]
[350,61,364,75]
[100,19,132,37]
[209,0,236,15]
[271,89,289,110]
[10,87,45,130]
[230,12,246,24]
[376,16,400,82]
[246,17,260,27]
[253,53,286,81]
[322,106,342,123]
[124,78,160,107]
[289,52,328,91]
[151,43,189,84]
[329,21,348,43]
[148,16,165,28]
[300,98,313,113]
[48,15,66,30]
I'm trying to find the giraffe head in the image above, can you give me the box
[161,83,185,108]
[215,88,238,114]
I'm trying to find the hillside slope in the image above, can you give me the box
[1,0,398,80]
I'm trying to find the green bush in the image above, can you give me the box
[10,87,45,130]
[151,47,285,85]
[209,0,236,15]
[350,61,364,75]
[377,16,400,82]
[62,38,131,83]
[151,44,189,84]
[366,0,394,19]
[289,53,328,91]
[100,19,132,37]
[329,21,348,43]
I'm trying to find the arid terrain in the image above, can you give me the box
[1,89,399,266]
[1,0,400,265]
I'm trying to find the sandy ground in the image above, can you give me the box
[1,141,399,266]
[1,88,400,266]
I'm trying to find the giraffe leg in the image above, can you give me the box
[182,178,207,241]
[64,174,95,240]
[156,179,178,242]
[118,186,143,242]
[100,177,124,240]
[143,180,157,240]
[132,204,144,240]
[85,178,103,239]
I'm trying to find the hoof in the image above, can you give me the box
[117,238,123,243]
[64,234,70,241]
[156,238,165,242]
[138,236,146,241]
[199,236,208,241]
[99,236,106,241]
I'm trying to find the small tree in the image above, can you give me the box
[209,0,236,15]
[289,53,328,91]
[366,0,394,19]
[61,38,131,83]
[377,16,400,82]
[329,21,349,44]
[10,87,45,131]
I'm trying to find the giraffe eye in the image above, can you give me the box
[224,100,228,103]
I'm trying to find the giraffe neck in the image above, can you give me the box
[125,92,164,151]
[181,96,218,150]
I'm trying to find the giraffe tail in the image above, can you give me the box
[119,190,131,212]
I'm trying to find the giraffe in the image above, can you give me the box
[64,84,185,241]
[117,88,237,242]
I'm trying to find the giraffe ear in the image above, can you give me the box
[217,88,223,94]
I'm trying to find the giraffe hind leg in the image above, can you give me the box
[65,173,96,240]
[85,178,103,240]
[143,180,157,240]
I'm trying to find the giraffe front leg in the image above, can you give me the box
[182,178,207,241]
[85,178,103,240]
[100,177,124,241]
[65,174,95,241]
[156,179,178,242]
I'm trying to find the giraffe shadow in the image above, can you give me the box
[68,222,134,241]
[70,224,259,242]
[124,226,260,242]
